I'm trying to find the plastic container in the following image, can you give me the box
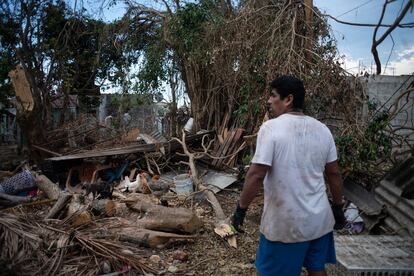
[184,118,194,133]
[174,174,193,195]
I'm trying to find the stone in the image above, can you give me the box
[149,255,161,264]
[168,265,178,273]
[172,250,189,261]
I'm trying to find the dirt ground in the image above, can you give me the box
[138,186,264,275]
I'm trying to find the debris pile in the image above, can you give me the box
[0,129,246,274]
[1,120,413,274]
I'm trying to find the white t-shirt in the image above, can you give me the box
[252,113,337,243]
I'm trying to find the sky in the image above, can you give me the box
[78,0,414,77]
[315,0,414,75]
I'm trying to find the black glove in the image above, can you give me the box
[232,203,248,232]
[332,203,346,230]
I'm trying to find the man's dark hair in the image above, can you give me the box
[270,75,305,109]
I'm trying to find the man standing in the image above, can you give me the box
[232,76,346,276]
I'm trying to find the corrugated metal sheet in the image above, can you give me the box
[375,157,414,237]
[343,179,386,231]
[344,179,384,216]
[328,235,414,275]
[47,131,213,162]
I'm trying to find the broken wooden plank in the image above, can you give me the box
[215,130,237,168]
[223,128,244,166]
[212,130,235,167]
[8,65,34,112]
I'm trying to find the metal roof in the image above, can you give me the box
[375,156,414,237]
[47,131,213,162]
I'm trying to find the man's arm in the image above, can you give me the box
[232,163,269,231]
[325,160,346,229]
[239,163,270,208]
[325,160,343,205]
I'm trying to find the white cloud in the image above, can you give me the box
[397,46,414,58]
[388,55,414,75]
[339,47,414,76]
[340,54,371,75]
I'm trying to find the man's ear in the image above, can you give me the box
[284,94,294,107]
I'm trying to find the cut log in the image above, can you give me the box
[35,174,61,200]
[91,199,116,216]
[126,200,202,234]
[45,192,72,219]
[67,194,84,216]
[71,211,92,227]
[117,228,197,248]
[66,194,91,226]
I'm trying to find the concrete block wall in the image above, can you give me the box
[361,75,414,151]
[129,106,156,134]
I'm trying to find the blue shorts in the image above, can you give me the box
[255,232,336,276]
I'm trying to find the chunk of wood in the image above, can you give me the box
[45,192,72,219]
[71,211,92,227]
[91,199,116,216]
[65,194,91,226]
[117,228,197,248]
[35,174,61,200]
[67,194,86,216]
[126,200,202,233]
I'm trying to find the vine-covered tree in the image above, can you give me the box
[119,0,362,133]
[0,0,124,149]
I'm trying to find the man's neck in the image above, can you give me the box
[285,108,303,115]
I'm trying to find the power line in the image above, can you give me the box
[336,0,375,18]
[327,15,414,28]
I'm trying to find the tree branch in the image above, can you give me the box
[327,14,414,28]
[372,0,413,74]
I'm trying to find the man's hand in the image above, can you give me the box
[332,203,346,230]
[231,203,248,232]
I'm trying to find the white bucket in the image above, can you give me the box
[174,174,193,195]
[184,118,194,133]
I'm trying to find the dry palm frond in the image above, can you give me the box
[0,213,42,257]
[0,213,44,274]
[74,235,156,274]
[36,234,71,276]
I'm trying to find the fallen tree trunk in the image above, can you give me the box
[45,192,72,219]
[125,200,202,234]
[35,174,61,200]
[199,184,226,220]
[173,130,227,221]
[117,228,197,248]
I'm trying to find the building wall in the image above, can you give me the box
[128,106,157,134]
[361,75,414,152]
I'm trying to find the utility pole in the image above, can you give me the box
[304,0,313,64]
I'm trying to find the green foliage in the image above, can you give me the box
[242,153,252,166]
[170,0,218,54]
[336,110,392,179]
[0,0,125,112]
